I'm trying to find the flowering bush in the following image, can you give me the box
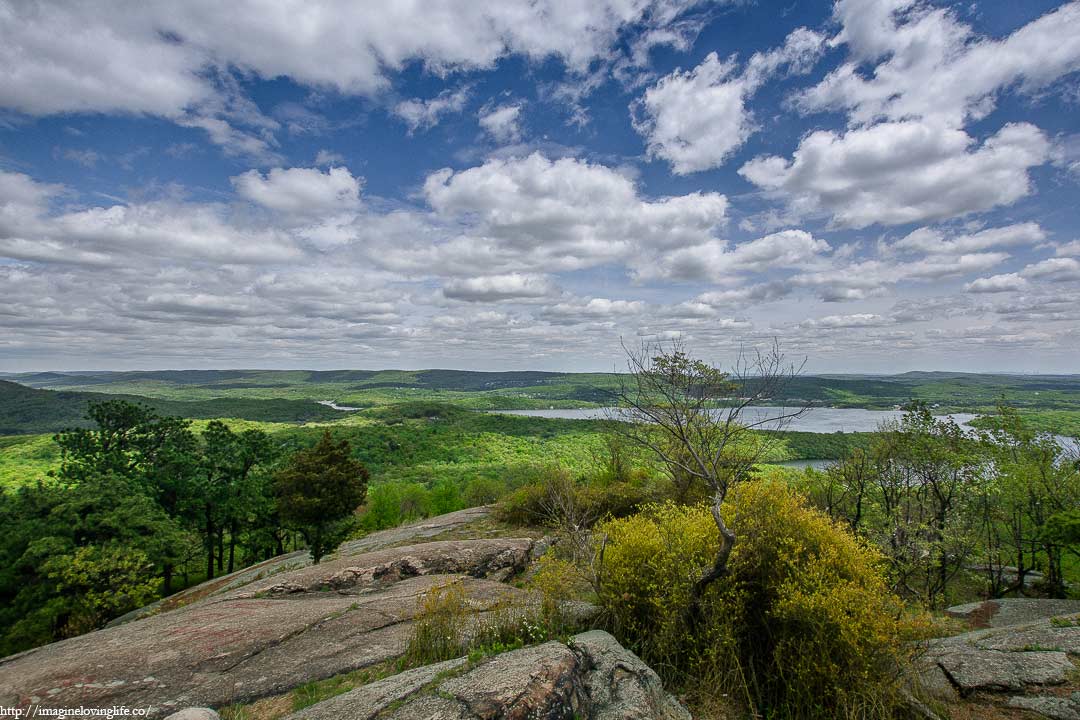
[595,482,910,719]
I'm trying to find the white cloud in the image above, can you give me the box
[479,103,524,143]
[1021,257,1080,282]
[0,170,302,267]
[742,1,1079,230]
[394,87,471,132]
[964,273,1029,294]
[442,273,558,302]
[801,313,888,329]
[0,1,704,116]
[642,229,830,282]
[1055,240,1080,257]
[419,153,728,273]
[633,28,824,174]
[740,121,1050,228]
[891,222,1046,255]
[798,0,1080,128]
[232,166,362,216]
[314,149,345,166]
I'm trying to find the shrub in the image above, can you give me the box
[494,465,654,528]
[463,476,506,506]
[399,581,470,668]
[359,482,433,531]
[401,576,571,669]
[595,482,909,720]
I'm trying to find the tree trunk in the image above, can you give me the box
[205,503,215,581]
[216,527,225,575]
[227,519,238,574]
[686,495,736,630]
[162,563,173,596]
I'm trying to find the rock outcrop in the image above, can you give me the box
[917,602,1080,719]
[109,506,496,626]
[285,630,689,720]
[0,535,540,717]
[946,598,1080,630]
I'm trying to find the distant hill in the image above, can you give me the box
[0,380,347,435]
[4,369,1080,427]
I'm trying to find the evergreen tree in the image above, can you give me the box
[274,431,368,563]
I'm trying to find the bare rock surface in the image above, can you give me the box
[919,609,1080,718]
[285,630,688,720]
[109,506,495,626]
[946,599,1080,629]
[162,710,220,720]
[0,534,534,718]
[932,648,1072,692]
[1008,694,1080,720]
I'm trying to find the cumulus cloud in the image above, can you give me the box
[442,273,558,302]
[0,1,704,115]
[0,1,711,159]
[891,223,1046,255]
[740,121,1050,228]
[232,166,362,216]
[739,1,1079,229]
[797,0,1080,128]
[964,273,1029,294]
[642,229,830,282]
[419,153,728,273]
[633,28,825,174]
[1021,257,1080,282]
[1055,240,1080,257]
[478,103,524,143]
[394,87,471,132]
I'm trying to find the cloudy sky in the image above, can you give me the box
[1,0,1079,373]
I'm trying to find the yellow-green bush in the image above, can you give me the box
[595,482,909,720]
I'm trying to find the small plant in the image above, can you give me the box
[399,581,470,669]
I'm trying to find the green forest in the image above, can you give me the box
[1,367,1079,718]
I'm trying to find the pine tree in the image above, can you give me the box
[274,431,369,563]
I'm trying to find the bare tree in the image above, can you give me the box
[608,338,807,623]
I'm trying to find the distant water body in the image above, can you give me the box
[490,406,979,434]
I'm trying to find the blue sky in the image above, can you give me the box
[1,0,1079,373]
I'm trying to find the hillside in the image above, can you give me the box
[0,380,348,435]
[7,369,1080,413]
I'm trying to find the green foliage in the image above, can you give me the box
[595,484,910,720]
[44,544,160,638]
[0,434,59,488]
[494,464,656,528]
[1044,510,1080,546]
[401,573,573,671]
[0,472,188,653]
[0,379,347,435]
[275,431,369,563]
[399,582,471,668]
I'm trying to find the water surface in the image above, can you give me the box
[491,406,978,434]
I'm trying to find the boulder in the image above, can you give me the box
[285,630,689,720]
[0,536,536,718]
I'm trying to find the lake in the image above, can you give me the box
[490,406,979,434]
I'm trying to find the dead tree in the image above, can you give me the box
[609,337,807,625]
